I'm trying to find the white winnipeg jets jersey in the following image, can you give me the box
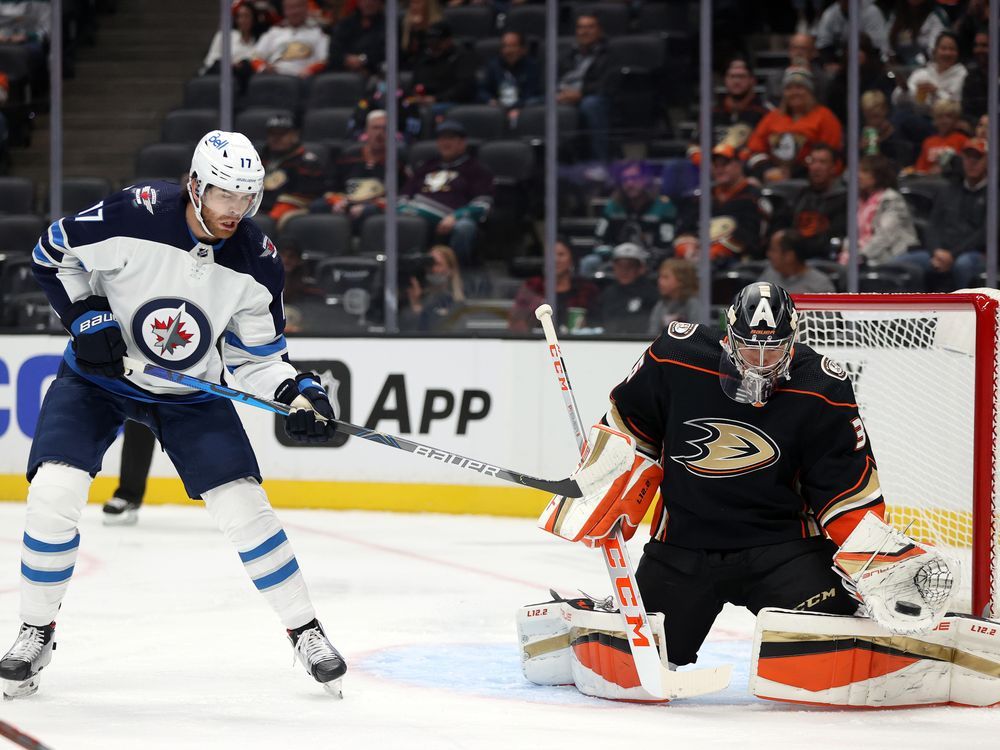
[32,181,297,402]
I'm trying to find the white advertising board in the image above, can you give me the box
[0,335,649,513]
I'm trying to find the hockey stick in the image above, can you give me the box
[0,720,54,750]
[122,357,583,497]
[533,305,731,700]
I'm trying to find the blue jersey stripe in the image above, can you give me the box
[21,562,75,583]
[23,532,80,553]
[251,558,299,590]
[238,529,288,563]
[224,331,287,357]
[32,243,58,268]
[49,220,68,251]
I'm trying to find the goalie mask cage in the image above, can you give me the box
[793,292,1000,620]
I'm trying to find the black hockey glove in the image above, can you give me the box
[275,372,338,444]
[63,296,127,378]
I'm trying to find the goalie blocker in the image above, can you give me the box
[751,607,1000,707]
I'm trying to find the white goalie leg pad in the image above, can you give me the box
[833,511,958,634]
[517,591,731,702]
[21,463,92,625]
[750,607,1000,707]
[202,478,316,629]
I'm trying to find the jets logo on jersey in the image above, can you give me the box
[131,297,213,370]
[132,186,158,215]
[671,418,780,477]
[260,235,277,259]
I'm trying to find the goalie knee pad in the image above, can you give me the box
[516,591,668,701]
[21,462,92,625]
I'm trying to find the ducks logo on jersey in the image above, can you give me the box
[671,418,780,477]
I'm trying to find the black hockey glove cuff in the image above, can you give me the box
[63,296,127,378]
[275,372,338,444]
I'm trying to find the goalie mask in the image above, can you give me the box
[720,282,797,406]
[188,130,265,237]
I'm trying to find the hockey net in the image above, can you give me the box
[793,292,1000,620]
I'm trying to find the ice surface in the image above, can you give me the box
[0,503,994,749]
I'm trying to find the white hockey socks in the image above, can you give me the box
[202,478,316,630]
[20,463,92,625]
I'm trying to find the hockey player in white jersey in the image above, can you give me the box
[0,131,347,698]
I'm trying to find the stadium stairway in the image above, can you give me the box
[8,0,217,194]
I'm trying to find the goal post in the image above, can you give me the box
[792,291,1000,620]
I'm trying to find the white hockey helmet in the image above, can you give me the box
[188,130,265,236]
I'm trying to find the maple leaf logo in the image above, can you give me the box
[151,313,194,355]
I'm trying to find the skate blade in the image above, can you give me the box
[322,678,343,699]
[3,675,40,700]
[103,510,139,526]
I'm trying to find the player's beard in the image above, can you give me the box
[203,209,241,240]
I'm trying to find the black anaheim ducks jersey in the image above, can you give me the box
[606,321,884,551]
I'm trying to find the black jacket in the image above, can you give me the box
[926,177,988,256]
[557,39,617,97]
[412,44,478,104]
[328,11,386,74]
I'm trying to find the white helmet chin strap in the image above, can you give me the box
[187,178,215,239]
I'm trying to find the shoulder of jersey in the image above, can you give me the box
[231,216,283,290]
[58,181,183,245]
[648,321,721,372]
[787,343,857,404]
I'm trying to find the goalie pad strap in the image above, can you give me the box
[750,607,1000,707]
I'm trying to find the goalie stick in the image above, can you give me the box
[533,305,731,700]
[122,357,583,497]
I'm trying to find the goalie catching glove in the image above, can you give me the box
[833,511,958,635]
[538,425,662,545]
[275,372,339,444]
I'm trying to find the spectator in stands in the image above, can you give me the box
[954,0,990,62]
[761,229,836,294]
[581,160,677,276]
[507,239,600,334]
[398,119,494,266]
[860,89,916,168]
[400,244,466,332]
[200,0,260,77]
[410,21,478,114]
[327,0,386,76]
[712,59,773,149]
[897,31,967,116]
[557,13,615,163]
[886,0,948,65]
[647,258,702,334]
[976,113,989,140]
[825,33,896,126]
[840,154,918,267]
[815,0,889,65]
[476,31,542,129]
[772,33,828,103]
[911,99,967,175]
[897,138,988,290]
[587,242,659,335]
[675,144,771,263]
[0,0,48,90]
[401,0,443,67]
[259,114,327,226]
[747,67,843,183]
[772,144,846,260]
[280,239,326,334]
[311,110,402,229]
[251,0,329,77]
[961,31,990,125]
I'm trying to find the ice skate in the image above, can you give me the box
[288,619,346,698]
[0,623,56,700]
[102,497,140,526]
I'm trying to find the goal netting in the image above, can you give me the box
[794,292,1000,619]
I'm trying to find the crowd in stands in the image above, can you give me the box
[2,0,1000,337]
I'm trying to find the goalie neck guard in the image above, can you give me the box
[720,281,798,407]
[187,130,265,238]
